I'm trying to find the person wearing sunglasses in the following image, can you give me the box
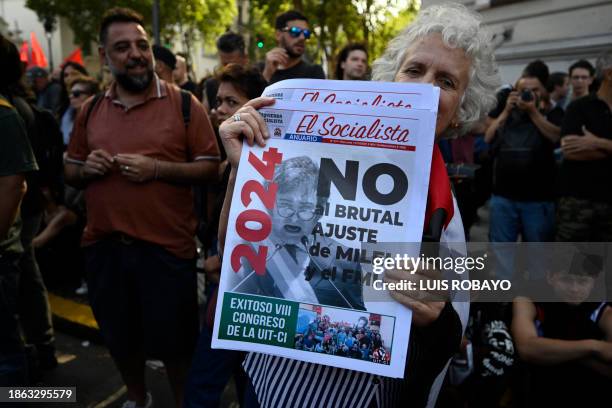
[64,75,99,146]
[33,75,99,298]
[261,10,325,84]
[69,78,98,111]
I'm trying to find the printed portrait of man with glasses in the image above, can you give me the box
[228,156,365,310]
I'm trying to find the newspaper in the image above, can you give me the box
[212,81,439,378]
[263,78,440,111]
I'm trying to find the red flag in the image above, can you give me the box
[64,48,83,65]
[29,32,48,68]
[19,41,30,64]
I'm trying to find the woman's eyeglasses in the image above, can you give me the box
[282,26,312,39]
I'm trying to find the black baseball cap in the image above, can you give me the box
[152,45,176,70]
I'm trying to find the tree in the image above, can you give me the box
[26,0,236,54]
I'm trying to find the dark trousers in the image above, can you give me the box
[0,254,27,385]
[556,196,612,241]
[18,213,54,348]
[85,238,199,360]
[183,284,247,408]
[242,380,259,408]
[556,196,612,299]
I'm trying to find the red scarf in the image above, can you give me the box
[424,145,454,231]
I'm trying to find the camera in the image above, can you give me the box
[520,89,534,102]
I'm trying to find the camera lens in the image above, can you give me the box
[521,90,533,102]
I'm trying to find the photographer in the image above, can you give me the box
[485,73,562,244]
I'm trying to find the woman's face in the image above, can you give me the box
[394,33,471,138]
[215,82,249,123]
[63,66,81,89]
[69,83,92,110]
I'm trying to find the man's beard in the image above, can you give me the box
[281,37,303,59]
[107,57,154,93]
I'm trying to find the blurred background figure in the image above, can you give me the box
[57,63,90,147]
[34,75,99,252]
[568,59,595,102]
[0,32,39,386]
[153,44,177,84]
[217,32,248,67]
[26,67,62,113]
[174,54,197,95]
[184,63,267,408]
[199,32,249,115]
[335,43,369,80]
[260,10,325,84]
[547,71,570,111]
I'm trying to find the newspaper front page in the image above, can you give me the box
[212,80,439,378]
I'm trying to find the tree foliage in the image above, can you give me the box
[248,0,419,77]
[26,0,236,54]
[25,0,417,75]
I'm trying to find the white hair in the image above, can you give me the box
[372,3,500,138]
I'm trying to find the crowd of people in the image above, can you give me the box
[295,315,391,364]
[0,2,610,408]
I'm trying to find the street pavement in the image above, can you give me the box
[16,276,239,407]
[11,332,174,408]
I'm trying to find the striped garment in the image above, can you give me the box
[244,352,404,408]
[243,208,468,407]
[243,147,469,407]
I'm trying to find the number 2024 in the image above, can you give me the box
[231,147,283,275]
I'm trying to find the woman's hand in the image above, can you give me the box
[384,266,448,327]
[218,97,276,168]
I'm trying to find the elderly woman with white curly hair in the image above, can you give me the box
[216,3,500,407]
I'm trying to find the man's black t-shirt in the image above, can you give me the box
[263,60,325,84]
[180,80,197,96]
[559,93,612,202]
[0,99,38,255]
[491,109,561,201]
[526,302,610,408]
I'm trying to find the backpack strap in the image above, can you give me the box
[180,89,191,128]
[84,93,104,128]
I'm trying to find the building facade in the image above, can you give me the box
[423,0,612,84]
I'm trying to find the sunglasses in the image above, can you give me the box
[282,26,312,39]
[70,90,90,98]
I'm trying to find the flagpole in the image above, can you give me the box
[152,0,160,46]
[43,16,56,71]
[45,31,54,71]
